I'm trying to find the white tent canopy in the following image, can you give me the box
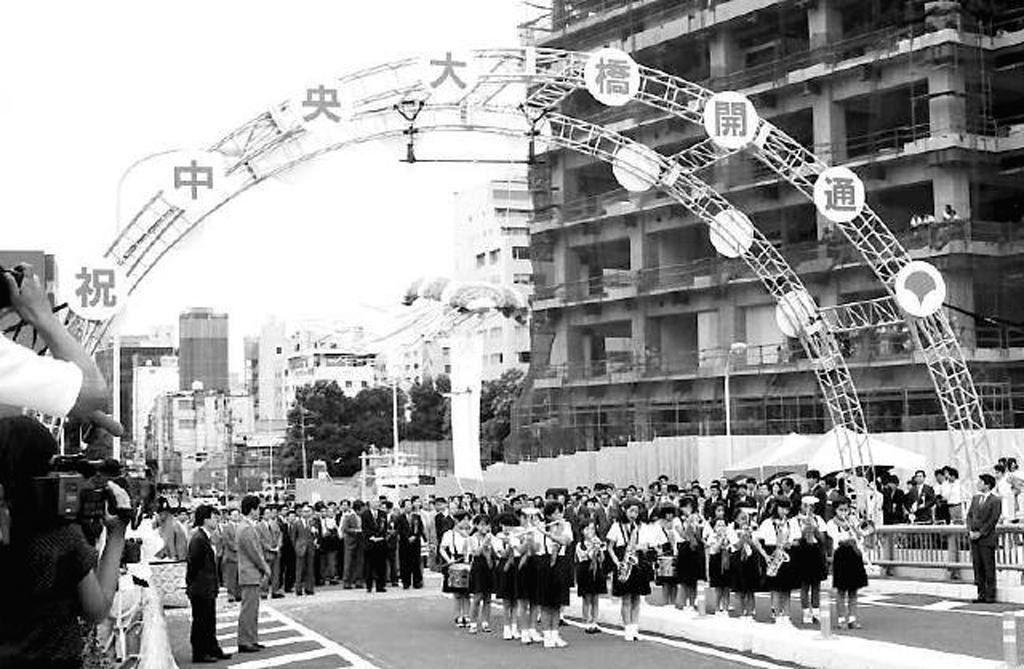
[724,427,926,480]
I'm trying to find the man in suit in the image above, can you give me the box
[904,470,936,523]
[237,495,270,653]
[257,505,284,599]
[290,504,319,596]
[395,498,427,589]
[384,500,400,586]
[432,498,454,570]
[361,498,389,592]
[220,508,241,602]
[341,500,364,588]
[186,505,231,663]
[279,508,297,592]
[967,473,1002,603]
[881,475,908,525]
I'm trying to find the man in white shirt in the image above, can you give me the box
[0,265,119,432]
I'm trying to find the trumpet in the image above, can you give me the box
[800,514,819,545]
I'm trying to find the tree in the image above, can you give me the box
[278,380,408,479]
[406,375,451,441]
[479,369,525,464]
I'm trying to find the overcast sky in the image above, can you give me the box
[0,0,530,366]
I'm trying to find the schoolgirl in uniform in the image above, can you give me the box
[606,499,651,642]
[826,497,869,629]
[467,514,496,634]
[676,496,707,614]
[574,518,607,634]
[650,504,679,607]
[730,506,765,620]
[756,498,797,625]
[515,507,543,645]
[703,502,733,616]
[493,513,520,640]
[536,501,573,649]
[440,510,472,627]
[792,495,828,625]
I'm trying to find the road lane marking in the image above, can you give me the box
[216,616,275,630]
[562,619,789,668]
[226,647,334,668]
[222,636,314,655]
[921,600,967,611]
[262,605,381,669]
[218,624,292,641]
[859,599,1004,618]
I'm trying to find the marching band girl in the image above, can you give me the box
[467,514,496,634]
[515,507,544,645]
[792,495,828,625]
[651,504,679,606]
[730,506,764,620]
[607,499,651,642]
[574,518,607,634]
[826,497,869,629]
[703,502,733,616]
[536,501,573,649]
[493,513,520,640]
[676,496,706,614]
[756,497,797,626]
[440,510,472,627]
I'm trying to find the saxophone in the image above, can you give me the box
[618,524,639,582]
[765,519,791,577]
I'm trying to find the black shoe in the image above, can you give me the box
[238,644,261,653]
[272,593,284,599]
[192,655,218,663]
[213,650,232,660]
[972,597,987,604]
[253,643,266,650]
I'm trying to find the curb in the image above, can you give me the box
[564,600,1002,669]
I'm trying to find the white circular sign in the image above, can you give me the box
[162,150,228,210]
[709,209,755,258]
[894,261,946,318]
[293,82,354,131]
[702,92,759,150]
[584,48,641,107]
[57,256,127,321]
[419,50,481,103]
[775,289,817,338]
[813,166,866,223]
[612,143,662,192]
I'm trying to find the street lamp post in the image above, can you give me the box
[724,342,749,457]
[299,408,308,481]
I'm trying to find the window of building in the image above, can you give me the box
[512,246,530,260]
[489,249,500,264]
[361,381,369,388]
[513,273,532,285]
[444,365,451,374]
[178,399,192,411]
[275,346,282,354]
[518,351,531,363]
[177,418,194,429]
[194,452,208,463]
[476,253,486,267]
[345,380,353,388]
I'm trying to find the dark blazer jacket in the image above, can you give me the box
[434,512,455,545]
[395,512,426,550]
[186,528,219,600]
[290,518,318,555]
[360,508,390,543]
[967,492,1002,547]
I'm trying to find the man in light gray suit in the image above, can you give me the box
[236,495,270,653]
[257,506,284,599]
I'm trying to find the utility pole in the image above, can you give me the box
[299,408,308,481]
[392,378,400,466]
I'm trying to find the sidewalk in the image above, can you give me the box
[866,576,1024,604]
[564,595,1007,669]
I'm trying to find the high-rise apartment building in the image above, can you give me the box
[513,0,1024,460]
[453,172,535,380]
[96,332,176,449]
[179,308,229,393]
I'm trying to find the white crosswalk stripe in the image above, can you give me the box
[210,604,380,668]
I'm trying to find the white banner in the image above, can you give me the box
[450,328,483,480]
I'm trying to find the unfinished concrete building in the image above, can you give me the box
[510,0,1024,461]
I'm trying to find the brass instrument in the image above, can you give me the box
[801,513,819,545]
[683,514,701,549]
[765,519,791,578]
[586,536,607,577]
[617,523,639,583]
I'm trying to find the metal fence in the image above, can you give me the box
[869,525,1024,582]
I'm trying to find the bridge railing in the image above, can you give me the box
[867,524,1024,582]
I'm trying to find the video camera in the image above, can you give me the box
[0,264,25,310]
[29,455,136,526]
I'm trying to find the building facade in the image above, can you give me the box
[283,327,378,401]
[453,173,535,380]
[95,332,176,451]
[132,355,179,460]
[513,0,1024,460]
[179,308,230,393]
[256,318,288,422]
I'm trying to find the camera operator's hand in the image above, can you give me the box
[83,411,125,441]
[3,264,54,328]
[104,481,132,531]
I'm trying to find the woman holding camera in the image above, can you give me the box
[0,416,131,669]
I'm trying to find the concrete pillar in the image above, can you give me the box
[813,86,848,238]
[555,240,578,286]
[708,28,741,81]
[628,226,644,271]
[932,168,972,221]
[943,271,975,350]
[929,69,968,137]
[631,312,647,363]
[808,0,843,51]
